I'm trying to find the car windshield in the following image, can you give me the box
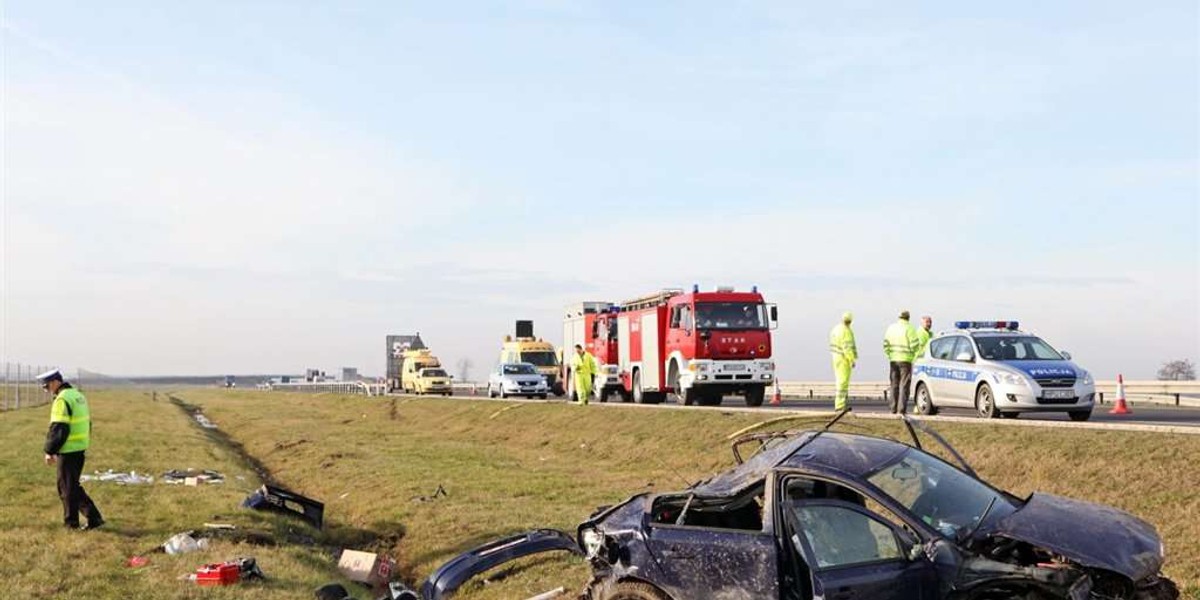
[867,448,1015,540]
[502,364,537,375]
[422,369,447,377]
[695,303,767,330]
[520,351,558,367]
[974,335,1063,361]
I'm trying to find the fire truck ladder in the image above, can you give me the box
[620,289,684,312]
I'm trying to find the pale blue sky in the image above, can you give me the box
[3,1,1197,379]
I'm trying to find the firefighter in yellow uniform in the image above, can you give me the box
[38,369,103,530]
[828,312,857,411]
[883,311,922,414]
[572,344,598,405]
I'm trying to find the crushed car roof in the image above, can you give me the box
[692,432,909,497]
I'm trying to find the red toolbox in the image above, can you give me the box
[195,562,240,586]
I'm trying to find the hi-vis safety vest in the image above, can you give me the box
[574,352,597,378]
[914,327,932,361]
[884,320,921,363]
[49,388,91,453]
[829,323,857,363]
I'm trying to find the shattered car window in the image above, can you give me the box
[794,505,902,569]
[867,449,1015,539]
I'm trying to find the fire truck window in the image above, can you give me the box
[681,306,694,331]
[591,321,599,339]
[669,307,681,328]
[608,320,618,340]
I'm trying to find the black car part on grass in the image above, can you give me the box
[242,484,325,529]
[420,529,581,600]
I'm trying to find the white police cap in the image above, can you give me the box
[35,368,63,383]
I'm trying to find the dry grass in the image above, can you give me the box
[2,389,1197,599]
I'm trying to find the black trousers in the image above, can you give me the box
[56,451,102,527]
[889,362,913,414]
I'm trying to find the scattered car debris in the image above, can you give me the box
[410,485,448,503]
[162,469,226,485]
[163,532,210,555]
[421,529,581,600]
[315,583,354,600]
[526,587,565,600]
[572,413,1180,600]
[193,412,218,429]
[187,557,264,586]
[80,469,154,485]
[203,522,236,530]
[125,555,150,568]
[337,549,396,588]
[242,484,325,529]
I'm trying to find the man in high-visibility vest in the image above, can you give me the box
[913,316,933,362]
[39,369,104,530]
[572,345,597,405]
[828,312,857,411]
[883,311,922,414]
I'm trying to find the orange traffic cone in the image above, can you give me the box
[1109,374,1131,415]
[770,381,782,405]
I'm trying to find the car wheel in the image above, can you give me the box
[633,371,646,404]
[603,581,669,600]
[487,385,496,399]
[975,383,999,418]
[598,387,609,403]
[914,383,938,415]
[744,386,765,407]
[538,394,548,400]
[1068,410,1092,422]
[500,387,508,399]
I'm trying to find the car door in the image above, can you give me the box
[941,337,981,405]
[644,522,779,598]
[785,500,937,600]
[920,337,957,403]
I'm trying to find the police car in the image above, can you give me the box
[911,321,1096,421]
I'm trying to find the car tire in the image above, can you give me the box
[500,388,508,399]
[633,371,645,404]
[603,581,670,600]
[1068,410,1092,422]
[975,383,999,419]
[744,386,765,407]
[598,387,609,403]
[538,394,548,400]
[914,383,938,415]
[487,385,496,399]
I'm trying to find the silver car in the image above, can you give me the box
[487,362,550,399]
[912,321,1096,420]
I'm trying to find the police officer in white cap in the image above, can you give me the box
[38,369,103,530]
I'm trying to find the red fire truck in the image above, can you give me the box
[562,302,626,402]
[565,286,778,407]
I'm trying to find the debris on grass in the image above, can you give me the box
[409,484,448,503]
[526,587,566,600]
[163,532,210,555]
[337,548,396,587]
[162,469,225,485]
[242,484,325,529]
[80,469,154,485]
[193,413,218,429]
[187,557,264,586]
[125,555,150,568]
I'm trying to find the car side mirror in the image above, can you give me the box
[895,529,922,561]
[1061,351,1072,360]
[770,306,778,321]
[907,542,924,562]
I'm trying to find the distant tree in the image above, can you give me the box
[1157,359,1196,381]
[456,358,474,382]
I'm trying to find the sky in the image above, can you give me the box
[2,1,1197,380]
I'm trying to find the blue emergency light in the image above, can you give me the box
[955,321,1020,330]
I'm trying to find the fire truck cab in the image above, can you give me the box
[562,302,626,402]
[618,286,777,406]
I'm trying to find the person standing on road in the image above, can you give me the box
[883,311,921,414]
[572,344,597,405]
[828,312,858,411]
[914,316,933,362]
[38,369,104,530]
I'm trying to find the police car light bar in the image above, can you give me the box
[955,321,1020,330]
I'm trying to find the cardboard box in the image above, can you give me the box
[337,549,395,586]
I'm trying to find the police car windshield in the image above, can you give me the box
[422,369,447,377]
[503,364,537,375]
[520,351,558,367]
[868,448,1015,540]
[695,303,767,330]
[974,336,1063,361]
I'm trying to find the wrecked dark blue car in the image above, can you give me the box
[575,417,1178,600]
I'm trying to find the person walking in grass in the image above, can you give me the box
[39,369,103,530]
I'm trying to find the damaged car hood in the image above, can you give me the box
[988,493,1163,582]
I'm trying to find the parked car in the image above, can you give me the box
[487,362,550,399]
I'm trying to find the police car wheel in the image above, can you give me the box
[975,383,999,419]
[914,383,937,415]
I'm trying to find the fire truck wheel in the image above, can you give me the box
[744,386,766,407]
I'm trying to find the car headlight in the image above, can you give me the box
[580,527,604,559]
[993,371,1028,387]
[1078,370,1094,385]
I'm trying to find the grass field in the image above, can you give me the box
[2,389,1198,599]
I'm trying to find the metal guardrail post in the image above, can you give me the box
[1177,393,1181,407]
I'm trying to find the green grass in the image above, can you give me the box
[3,389,1199,599]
